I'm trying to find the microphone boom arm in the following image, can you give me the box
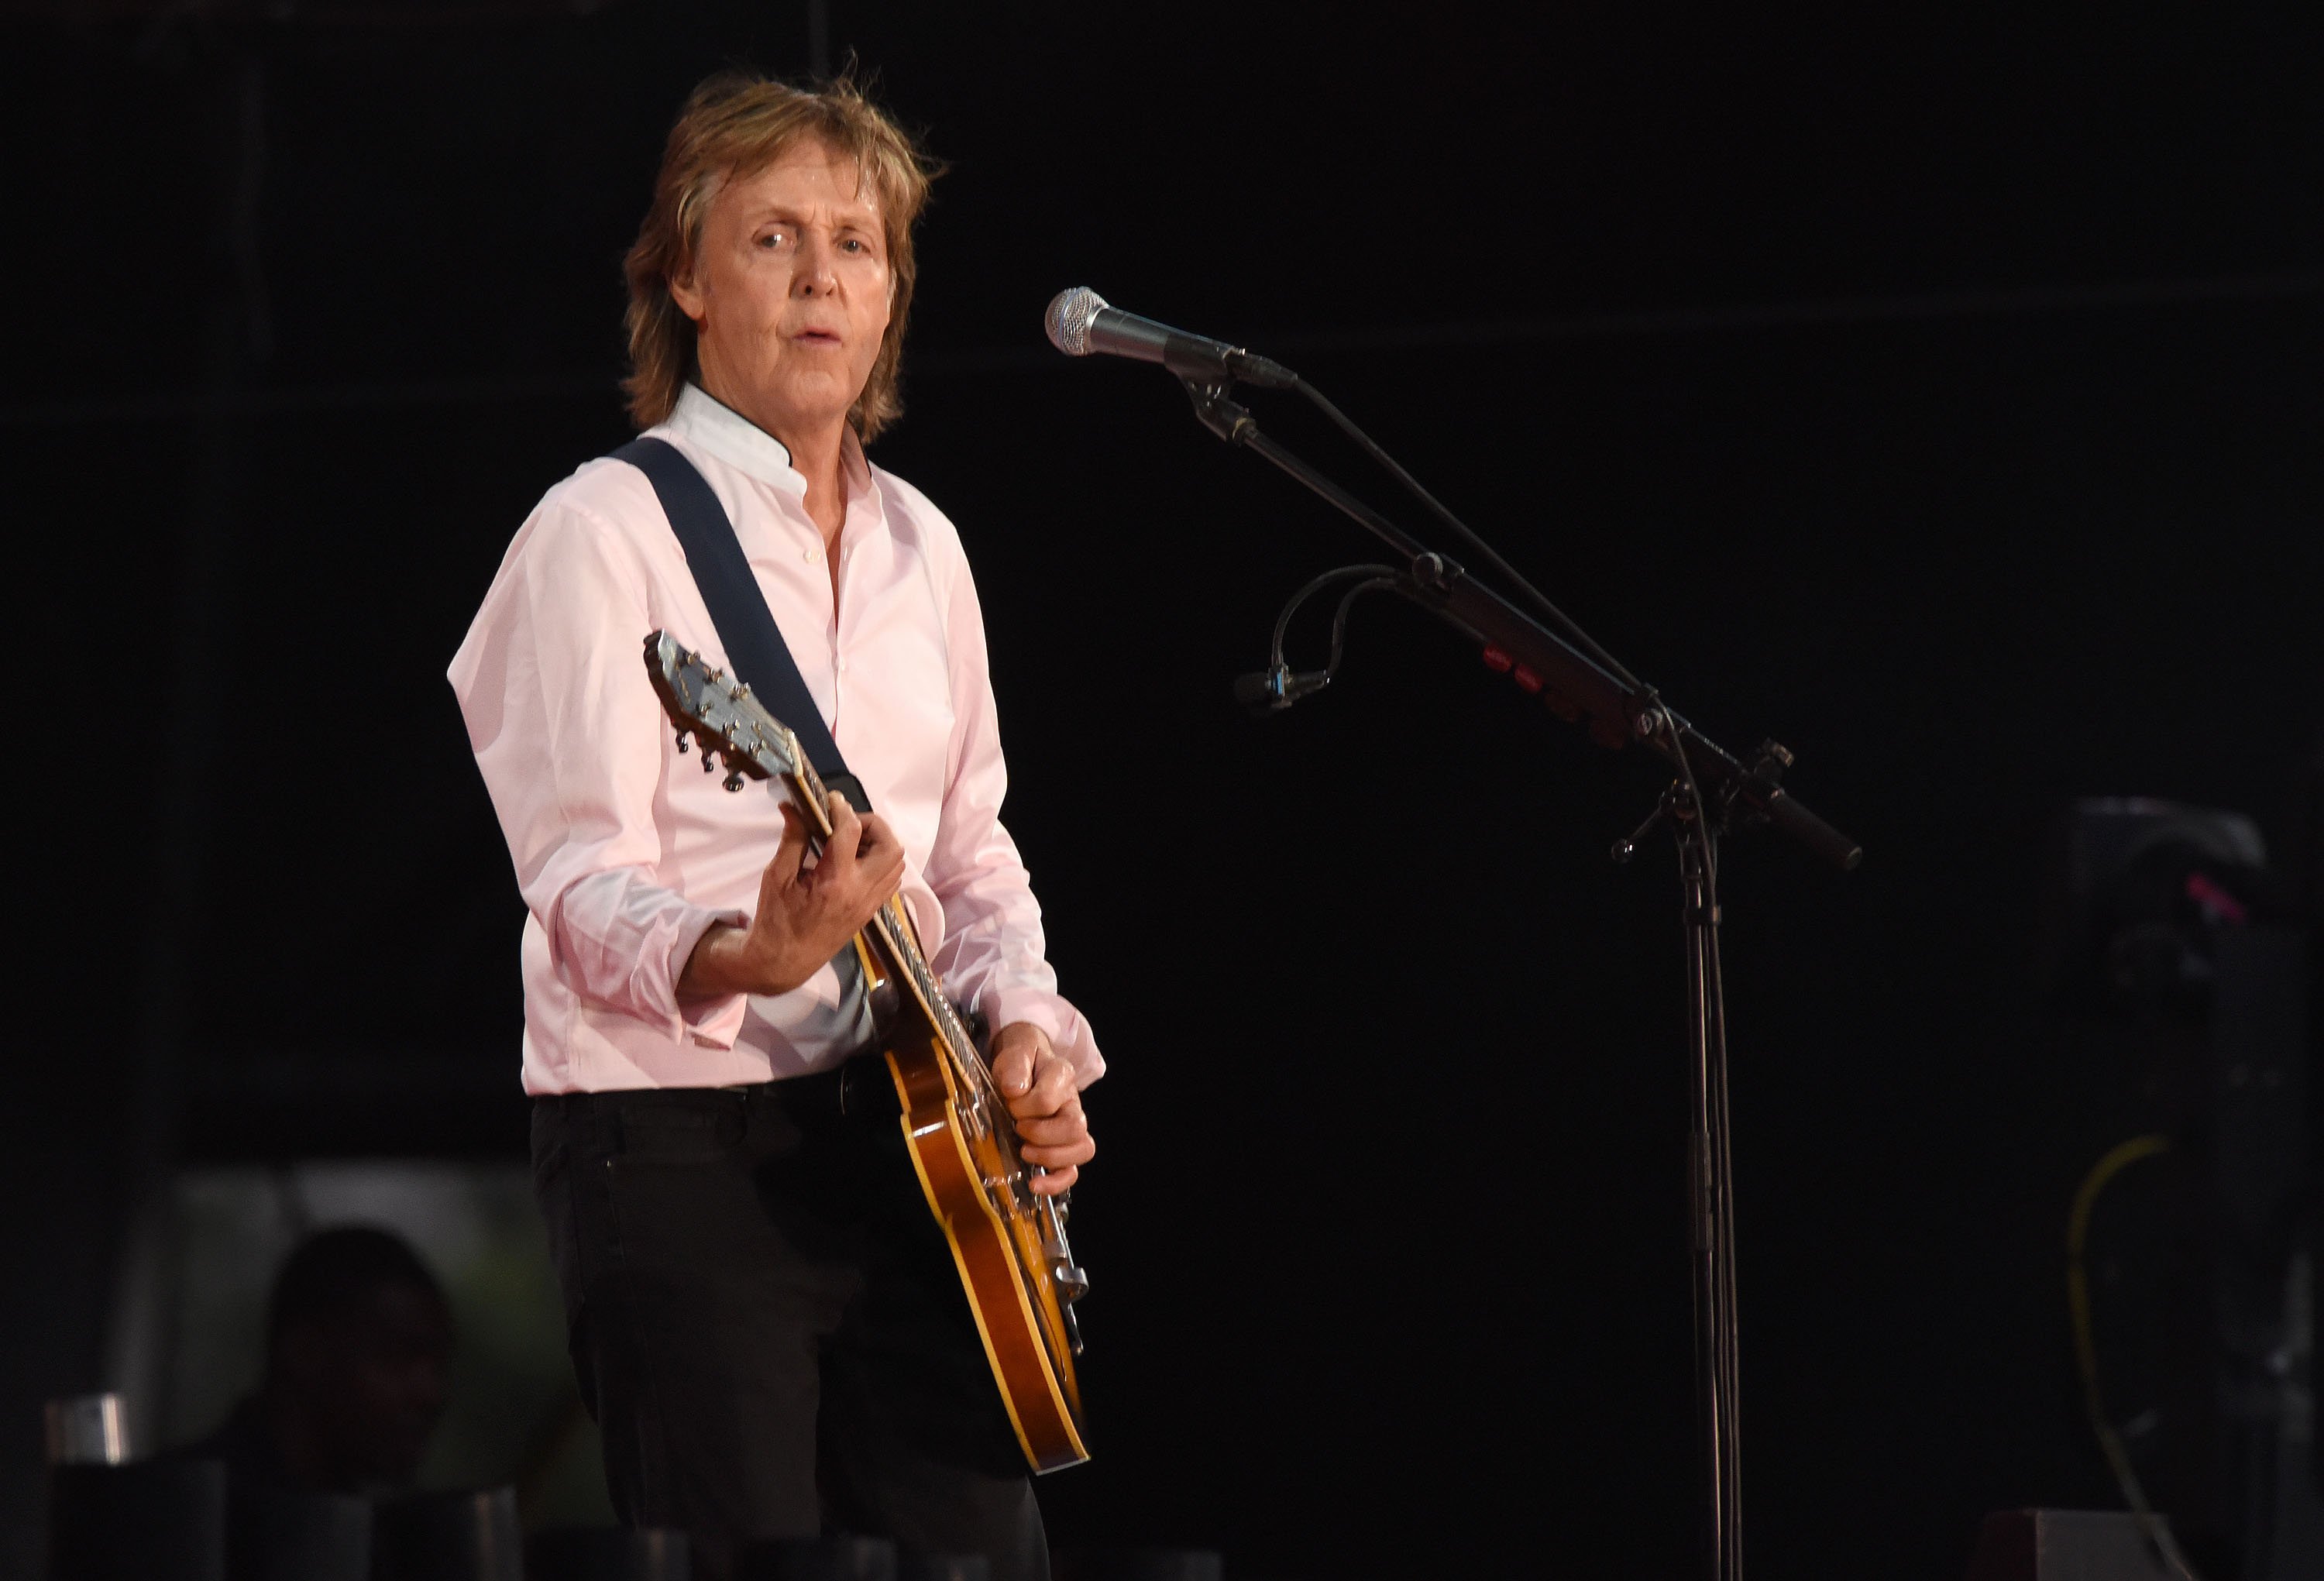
[1179,376,1862,871]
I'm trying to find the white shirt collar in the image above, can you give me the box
[665,383,875,498]
[666,383,797,490]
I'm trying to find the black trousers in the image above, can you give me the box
[531,1062,1047,1581]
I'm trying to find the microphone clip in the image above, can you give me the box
[1181,377,1259,448]
[1232,664,1330,717]
[1232,562,1404,719]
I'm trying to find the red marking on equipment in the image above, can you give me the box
[2185,871,2249,926]
[1512,665,1542,693]
[1481,646,1512,673]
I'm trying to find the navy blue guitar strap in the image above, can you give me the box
[611,436,871,817]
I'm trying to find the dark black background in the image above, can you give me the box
[5,2,2321,1576]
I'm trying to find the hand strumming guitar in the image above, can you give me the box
[990,1022,1095,1195]
[679,791,906,998]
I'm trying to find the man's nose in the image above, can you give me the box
[792,231,838,295]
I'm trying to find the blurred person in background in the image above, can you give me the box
[180,1225,454,1496]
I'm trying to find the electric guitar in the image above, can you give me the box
[641,631,1090,1473]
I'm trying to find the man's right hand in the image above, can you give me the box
[679,792,906,998]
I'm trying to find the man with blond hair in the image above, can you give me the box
[449,73,1096,1579]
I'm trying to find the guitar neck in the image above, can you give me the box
[789,759,992,1096]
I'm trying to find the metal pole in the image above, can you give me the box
[1681,822,1742,1580]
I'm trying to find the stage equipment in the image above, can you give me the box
[737,1535,899,1579]
[372,1487,522,1581]
[1045,290,1859,1581]
[222,1483,370,1581]
[2066,1134,2202,1579]
[527,1526,692,1581]
[1963,1510,2178,1580]
[2051,796,2323,1579]
[43,1395,128,1467]
[2047,798,2268,1019]
[897,1555,991,1581]
[47,1459,225,1580]
[1230,562,1404,713]
[1072,1553,1224,1581]
[643,635,1092,1474]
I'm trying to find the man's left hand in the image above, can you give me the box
[989,1022,1093,1195]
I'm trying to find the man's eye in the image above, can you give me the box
[756,232,786,249]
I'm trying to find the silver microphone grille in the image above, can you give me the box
[1044,287,1108,357]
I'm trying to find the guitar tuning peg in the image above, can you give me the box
[674,731,690,754]
[700,750,718,774]
[722,768,745,792]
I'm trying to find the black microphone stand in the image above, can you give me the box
[1176,374,1862,1581]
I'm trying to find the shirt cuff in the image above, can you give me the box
[670,905,751,1051]
[981,988,1105,1088]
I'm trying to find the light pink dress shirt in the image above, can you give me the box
[449,384,1102,1095]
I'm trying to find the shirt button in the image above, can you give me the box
[803,546,820,562]
[836,659,849,674]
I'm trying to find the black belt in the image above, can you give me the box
[538,1049,898,1129]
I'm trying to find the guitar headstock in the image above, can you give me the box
[642,631,806,794]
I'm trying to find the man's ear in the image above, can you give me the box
[669,266,706,326]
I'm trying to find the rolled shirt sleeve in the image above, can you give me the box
[452,492,751,1051]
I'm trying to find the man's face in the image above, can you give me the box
[671,140,893,446]
[287,1283,454,1490]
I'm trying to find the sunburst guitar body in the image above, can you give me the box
[642,631,1090,1473]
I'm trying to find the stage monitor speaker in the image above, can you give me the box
[1963,1510,2177,1580]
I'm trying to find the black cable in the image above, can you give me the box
[1324,576,1401,680]
[1265,563,1400,672]
[1292,378,1642,692]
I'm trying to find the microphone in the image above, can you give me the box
[1045,288,1298,390]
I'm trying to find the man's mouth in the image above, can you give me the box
[792,328,843,346]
